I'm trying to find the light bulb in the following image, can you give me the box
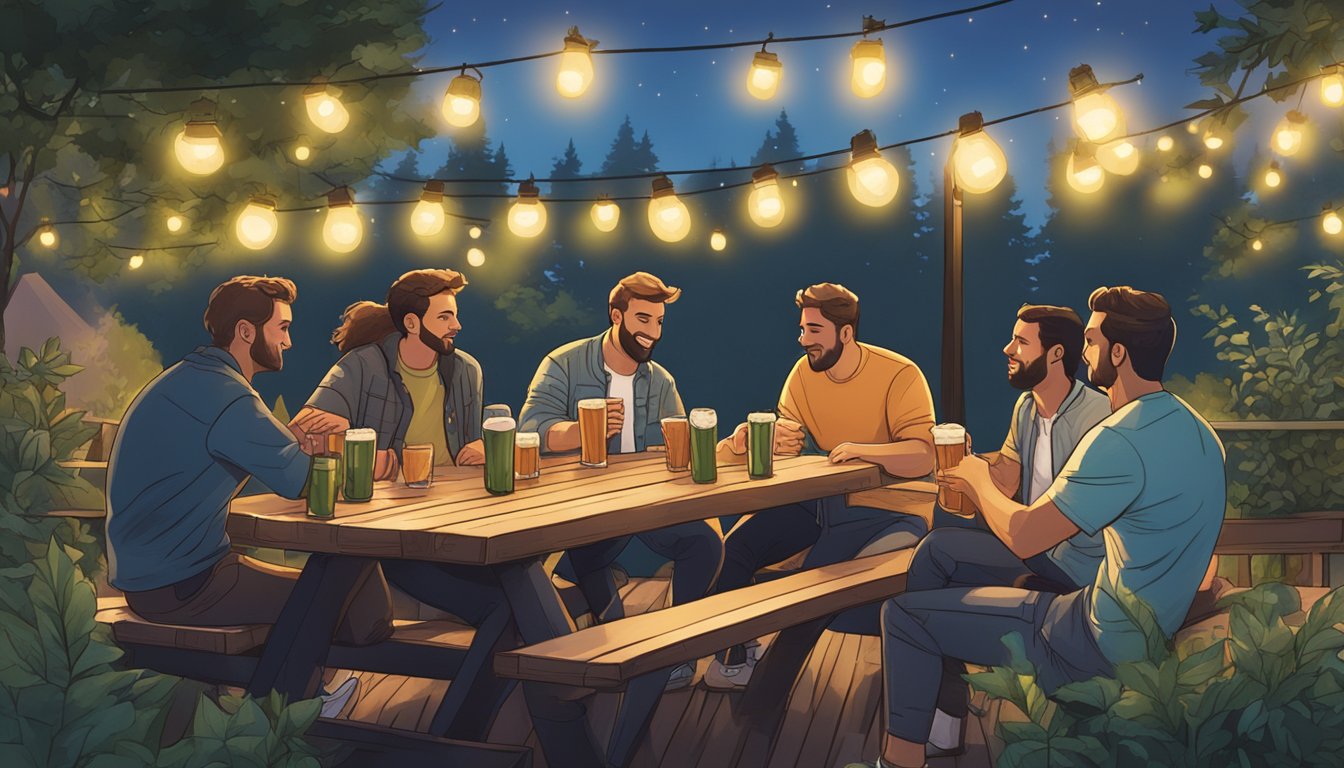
[849,39,886,99]
[1322,66,1344,108]
[1272,111,1306,156]
[467,247,486,267]
[38,226,57,248]
[1186,121,1200,134]
[845,130,899,207]
[1251,239,1263,251]
[746,50,782,100]
[304,84,350,134]
[508,179,547,238]
[166,214,184,233]
[1156,135,1174,152]
[1203,131,1224,151]
[1263,163,1282,189]
[128,254,144,270]
[647,175,690,242]
[747,165,785,227]
[590,200,620,232]
[1096,138,1139,176]
[174,103,225,176]
[556,28,596,98]
[1066,145,1105,194]
[294,144,311,162]
[235,196,278,250]
[1068,65,1124,142]
[710,229,727,251]
[442,73,482,128]
[322,188,363,253]
[468,225,482,239]
[1198,163,1213,179]
[951,113,1007,194]
[1324,210,1343,236]
[410,181,445,237]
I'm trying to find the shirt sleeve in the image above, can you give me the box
[661,374,686,419]
[1044,426,1144,536]
[207,395,311,499]
[463,357,484,445]
[519,354,572,454]
[1000,395,1025,463]
[305,352,364,420]
[776,362,806,425]
[886,364,937,444]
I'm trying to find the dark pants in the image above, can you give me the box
[379,559,513,627]
[561,520,724,622]
[906,527,1079,594]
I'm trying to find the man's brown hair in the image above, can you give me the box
[332,269,467,352]
[1087,285,1176,381]
[1017,304,1084,381]
[203,276,297,347]
[796,283,860,336]
[609,272,681,312]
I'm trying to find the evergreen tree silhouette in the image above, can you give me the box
[600,116,641,175]
[550,139,584,179]
[749,111,805,173]
[634,131,660,174]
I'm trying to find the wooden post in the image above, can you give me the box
[941,161,965,425]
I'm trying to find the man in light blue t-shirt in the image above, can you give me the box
[854,286,1226,768]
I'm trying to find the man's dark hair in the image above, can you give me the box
[1017,304,1084,381]
[1087,286,1176,381]
[332,269,467,352]
[203,276,297,347]
[796,283,860,337]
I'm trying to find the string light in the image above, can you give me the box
[442,69,482,128]
[1066,142,1104,194]
[1096,137,1138,176]
[322,187,363,252]
[1321,64,1344,108]
[846,130,899,207]
[166,214,185,233]
[1156,135,1174,152]
[951,112,1007,194]
[37,221,57,248]
[710,228,727,251]
[1251,238,1263,251]
[508,178,547,238]
[1069,64,1125,143]
[173,99,224,176]
[235,195,279,250]
[128,254,144,270]
[304,82,350,134]
[468,225,482,239]
[850,21,887,99]
[590,198,620,232]
[647,175,691,242]
[1202,129,1225,151]
[1198,163,1213,179]
[1263,161,1282,189]
[747,41,783,100]
[410,181,446,237]
[747,164,786,227]
[1186,121,1201,134]
[556,27,597,98]
[1324,206,1343,236]
[1272,110,1306,156]
[467,247,486,266]
[294,144,311,162]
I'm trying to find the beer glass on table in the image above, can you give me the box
[661,416,691,472]
[747,412,777,480]
[932,423,974,516]
[402,444,434,489]
[483,417,516,495]
[577,398,608,468]
[326,432,346,499]
[343,428,377,502]
[689,408,718,484]
[306,456,339,519]
[515,432,541,480]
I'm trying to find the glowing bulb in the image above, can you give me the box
[1263,163,1282,189]
[166,214,184,233]
[1156,135,1174,152]
[467,247,486,267]
[849,39,886,99]
[746,50,782,100]
[710,229,727,251]
[1324,211,1343,236]
[294,144,311,162]
[747,165,785,227]
[1186,121,1200,134]
[1203,132,1224,151]
[590,200,620,232]
[1198,163,1213,179]
[1096,138,1138,176]
[235,196,278,250]
[1068,66,1124,142]
[1066,145,1105,194]
[507,179,547,238]
[556,28,596,98]
[410,182,445,237]
[1272,111,1306,156]
[647,176,690,242]
[322,188,363,253]
[304,84,350,134]
[1251,239,1263,251]
[174,102,225,176]
[128,254,144,270]
[38,227,57,248]
[846,130,899,207]
[951,114,1007,194]
[442,73,482,128]
[1322,66,1344,107]
[468,225,482,239]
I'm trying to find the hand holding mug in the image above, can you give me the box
[605,397,626,438]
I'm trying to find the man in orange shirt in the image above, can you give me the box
[704,283,936,689]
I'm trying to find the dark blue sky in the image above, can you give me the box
[406,0,1230,230]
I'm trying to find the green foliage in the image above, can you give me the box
[70,308,164,420]
[156,691,322,768]
[493,285,588,344]
[969,582,1344,767]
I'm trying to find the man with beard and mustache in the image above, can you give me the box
[107,277,394,715]
[704,282,937,690]
[519,271,723,691]
[854,286,1226,768]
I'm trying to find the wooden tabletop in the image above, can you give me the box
[226,453,883,566]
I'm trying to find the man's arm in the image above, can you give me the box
[828,365,935,478]
[518,354,576,454]
[984,451,1022,498]
[945,456,1079,559]
[291,352,367,437]
[209,396,312,500]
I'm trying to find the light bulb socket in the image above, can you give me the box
[1073,141,1100,169]
[420,181,444,203]
[564,26,597,51]
[1068,64,1101,97]
[1268,160,1280,171]
[849,129,880,162]
[517,178,540,200]
[327,187,355,208]
[1324,63,1343,76]
[1285,110,1307,125]
[304,80,341,99]
[187,98,218,121]
[861,15,886,35]
[448,73,482,100]
[752,164,779,185]
[248,194,278,210]
[957,111,985,136]
[751,50,781,70]
[851,38,884,58]
[651,175,676,199]
[183,120,222,140]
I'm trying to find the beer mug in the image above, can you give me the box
[747,412,777,480]
[307,456,339,519]
[483,416,516,495]
[515,432,541,480]
[661,416,691,472]
[403,444,434,488]
[343,428,377,502]
[577,398,608,468]
[932,424,973,516]
[688,408,718,484]
[326,432,346,499]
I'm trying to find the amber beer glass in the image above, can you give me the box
[515,432,541,480]
[402,444,434,488]
[661,416,691,472]
[578,398,608,468]
[932,423,973,515]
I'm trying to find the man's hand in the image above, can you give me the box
[774,418,804,456]
[456,439,485,466]
[374,449,400,482]
[936,454,992,507]
[725,422,749,455]
[605,398,626,438]
[828,441,867,464]
[290,407,351,439]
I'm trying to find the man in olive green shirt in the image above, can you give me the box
[398,355,453,465]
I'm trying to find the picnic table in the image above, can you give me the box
[224,450,885,767]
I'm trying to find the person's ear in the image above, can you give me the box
[403,313,420,335]
[235,319,255,346]
[840,324,855,344]
[1111,342,1127,367]
[610,307,623,326]
[1051,344,1064,364]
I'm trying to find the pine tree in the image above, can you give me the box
[492,143,514,182]
[749,111,805,173]
[634,131,660,174]
[550,139,584,179]
[600,116,641,175]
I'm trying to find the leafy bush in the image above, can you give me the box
[968,582,1344,767]
[156,692,322,768]
[69,308,163,421]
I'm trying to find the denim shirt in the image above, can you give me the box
[305,333,483,460]
[519,331,684,455]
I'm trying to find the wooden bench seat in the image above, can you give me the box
[494,549,912,688]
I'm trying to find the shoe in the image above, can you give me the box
[925,708,966,758]
[664,662,695,691]
[319,676,358,718]
[702,640,761,691]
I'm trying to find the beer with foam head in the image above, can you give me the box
[307,456,339,519]
[342,428,377,502]
[932,423,972,515]
[578,398,608,468]
[689,408,718,484]
[747,412,777,479]
[402,444,434,488]
[515,432,541,480]
[661,416,691,472]
[483,416,516,495]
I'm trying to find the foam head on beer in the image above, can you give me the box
[689,408,717,429]
[747,412,778,424]
[483,416,517,432]
[345,427,377,443]
[931,423,966,445]
[515,432,540,448]
[578,398,607,411]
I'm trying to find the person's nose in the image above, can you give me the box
[1002,341,1013,357]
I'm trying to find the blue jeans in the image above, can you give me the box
[907,527,1080,594]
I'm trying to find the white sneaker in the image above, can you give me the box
[925,708,965,757]
[665,662,695,691]
[702,640,761,691]
[319,676,358,718]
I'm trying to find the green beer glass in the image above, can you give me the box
[343,428,377,502]
[483,416,516,495]
[689,408,718,484]
[307,456,339,519]
[747,412,777,479]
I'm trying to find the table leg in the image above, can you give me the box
[248,554,373,701]
[496,558,604,768]
[733,615,832,768]
[429,601,517,740]
[606,666,672,768]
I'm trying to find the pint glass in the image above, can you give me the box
[307,456,339,519]
[661,416,691,472]
[689,408,718,484]
[326,432,345,499]
[515,432,541,480]
[402,444,434,488]
[483,416,516,495]
[578,398,608,468]
[343,428,377,502]
[932,423,972,515]
[747,412,777,479]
